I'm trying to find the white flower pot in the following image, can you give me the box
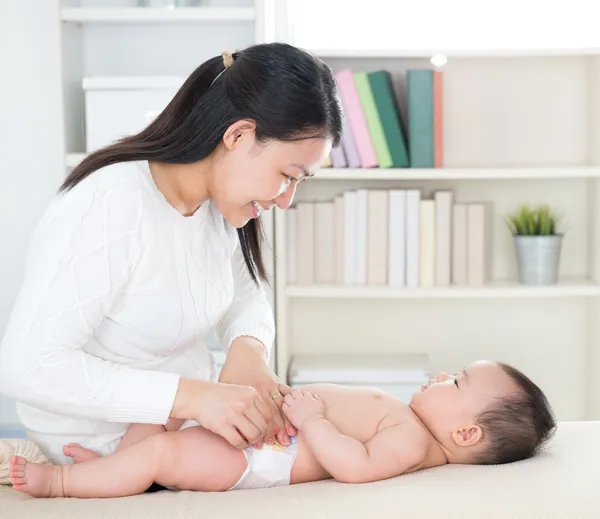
[514,235,563,285]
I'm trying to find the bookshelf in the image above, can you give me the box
[311,167,600,181]
[285,280,600,300]
[310,48,600,59]
[272,43,600,425]
[64,157,600,181]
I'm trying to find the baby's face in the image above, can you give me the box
[409,360,517,441]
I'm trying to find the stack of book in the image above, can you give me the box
[287,189,493,287]
[322,68,443,169]
[288,353,431,402]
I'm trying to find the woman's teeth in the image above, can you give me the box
[252,201,265,216]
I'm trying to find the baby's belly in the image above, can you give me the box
[289,432,331,484]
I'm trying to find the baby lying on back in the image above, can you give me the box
[10,360,556,497]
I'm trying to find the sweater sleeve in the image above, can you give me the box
[214,239,275,354]
[0,180,180,424]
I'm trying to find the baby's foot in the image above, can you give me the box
[63,443,99,463]
[9,456,63,498]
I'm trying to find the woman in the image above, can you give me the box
[0,42,343,471]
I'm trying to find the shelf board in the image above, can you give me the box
[311,48,600,59]
[64,157,600,180]
[60,7,255,23]
[315,167,600,180]
[286,280,600,299]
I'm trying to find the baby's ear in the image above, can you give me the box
[451,426,483,447]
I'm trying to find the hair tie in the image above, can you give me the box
[222,51,234,69]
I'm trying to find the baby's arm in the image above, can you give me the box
[283,390,426,484]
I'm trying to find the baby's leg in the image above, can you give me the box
[64,421,185,463]
[11,426,247,498]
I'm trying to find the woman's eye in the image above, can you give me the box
[282,173,302,183]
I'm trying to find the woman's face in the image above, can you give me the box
[209,120,332,228]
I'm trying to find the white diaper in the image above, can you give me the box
[177,421,298,491]
[229,437,298,491]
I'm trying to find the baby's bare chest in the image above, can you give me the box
[301,384,406,442]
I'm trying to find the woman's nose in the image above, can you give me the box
[274,181,298,210]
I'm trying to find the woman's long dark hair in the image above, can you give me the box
[60,42,343,284]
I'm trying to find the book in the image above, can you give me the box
[368,70,410,167]
[434,190,453,286]
[407,69,434,168]
[354,71,393,168]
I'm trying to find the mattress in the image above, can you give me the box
[0,421,597,519]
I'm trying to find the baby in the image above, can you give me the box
[9,359,556,498]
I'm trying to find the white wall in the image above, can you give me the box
[0,1,64,428]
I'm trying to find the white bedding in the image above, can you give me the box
[0,421,597,519]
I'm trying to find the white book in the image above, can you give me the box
[343,191,356,285]
[405,190,421,288]
[354,189,368,285]
[467,202,494,286]
[452,204,468,285]
[333,196,345,285]
[419,199,436,287]
[286,207,297,284]
[295,202,314,285]
[367,190,388,285]
[388,190,406,286]
[435,191,453,286]
[314,202,335,284]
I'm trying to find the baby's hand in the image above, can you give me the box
[282,389,324,430]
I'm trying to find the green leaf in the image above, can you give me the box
[505,203,561,236]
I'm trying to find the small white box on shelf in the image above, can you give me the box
[82,76,185,152]
[288,353,431,403]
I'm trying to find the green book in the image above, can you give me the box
[367,70,409,167]
[353,71,393,168]
[407,69,434,168]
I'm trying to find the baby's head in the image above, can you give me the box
[409,360,556,465]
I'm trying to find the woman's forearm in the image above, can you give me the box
[170,378,211,421]
[227,336,268,362]
[0,343,181,425]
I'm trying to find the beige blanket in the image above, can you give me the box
[0,421,597,519]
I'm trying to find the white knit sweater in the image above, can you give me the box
[0,161,275,464]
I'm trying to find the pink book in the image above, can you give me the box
[433,71,444,168]
[335,70,378,168]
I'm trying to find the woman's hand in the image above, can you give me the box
[218,337,297,447]
[171,378,272,450]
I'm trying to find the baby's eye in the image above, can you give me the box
[454,378,459,388]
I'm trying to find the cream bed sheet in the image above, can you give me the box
[0,421,597,519]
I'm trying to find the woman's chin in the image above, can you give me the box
[216,205,249,228]
[226,213,252,229]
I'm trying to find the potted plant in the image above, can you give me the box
[506,204,563,285]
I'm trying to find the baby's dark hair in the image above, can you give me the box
[473,362,556,465]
